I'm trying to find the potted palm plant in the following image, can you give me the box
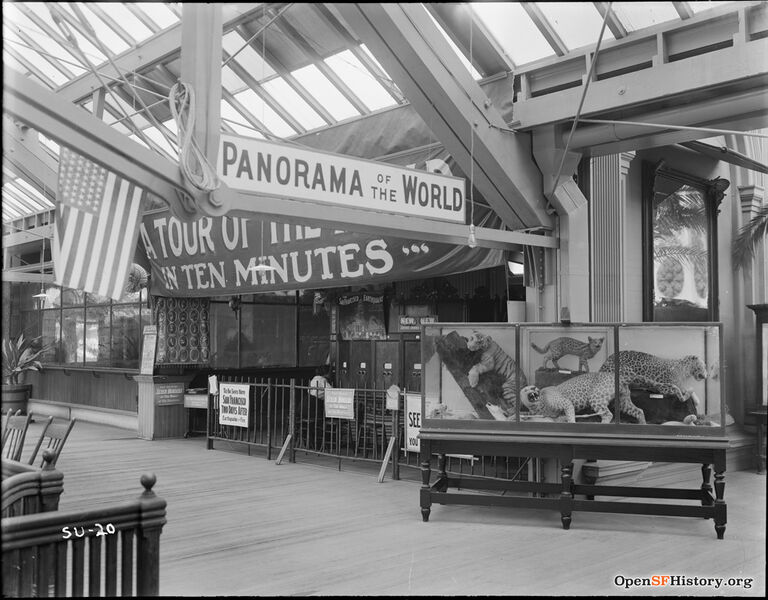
[2,332,47,415]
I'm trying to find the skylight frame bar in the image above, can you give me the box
[220,96,270,138]
[673,2,695,20]
[4,185,50,214]
[270,8,370,116]
[10,179,54,211]
[230,88,298,139]
[1,194,29,221]
[323,50,398,113]
[313,4,405,103]
[224,56,304,136]
[593,1,628,39]
[260,77,328,131]
[9,3,85,77]
[124,2,162,35]
[2,37,66,88]
[45,3,109,64]
[84,3,139,48]
[228,23,336,125]
[522,2,569,57]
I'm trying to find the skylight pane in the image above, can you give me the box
[424,9,482,79]
[292,65,359,121]
[3,4,80,73]
[79,5,131,53]
[471,2,555,66]
[537,2,615,51]
[612,3,680,32]
[129,133,152,151]
[262,78,326,130]
[136,2,179,30]
[107,95,151,130]
[689,1,732,14]
[3,29,70,85]
[233,89,296,138]
[221,100,264,137]
[324,51,397,111]
[91,3,153,41]
[222,65,247,93]
[13,180,52,210]
[222,31,276,81]
[142,127,178,159]
[38,135,60,155]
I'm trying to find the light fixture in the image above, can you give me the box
[250,219,275,272]
[467,224,477,249]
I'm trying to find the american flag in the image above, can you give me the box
[53,147,146,301]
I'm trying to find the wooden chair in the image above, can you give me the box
[1,409,32,462]
[27,417,76,468]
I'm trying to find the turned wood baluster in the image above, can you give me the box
[560,461,573,530]
[420,458,432,522]
[714,470,726,540]
[700,463,713,508]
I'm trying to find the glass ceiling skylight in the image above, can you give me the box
[1,1,744,226]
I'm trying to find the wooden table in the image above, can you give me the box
[419,430,729,539]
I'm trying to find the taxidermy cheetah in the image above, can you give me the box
[520,373,646,424]
[599,351,707,402]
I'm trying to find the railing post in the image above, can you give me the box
[136,474,167,597]
[266,380,272,460]
[39,450,63,512]
[206,384,214,450]
[391,397,400,481]
[288,379,296,463]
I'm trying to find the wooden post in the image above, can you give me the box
[136,474,167,597]
[288,379,296,463]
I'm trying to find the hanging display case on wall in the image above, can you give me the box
[422,322,724,437]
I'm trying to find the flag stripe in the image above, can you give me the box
[54,148,146,300]
[98,176,127,298]
[83,172,117,294]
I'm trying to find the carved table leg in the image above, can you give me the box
[420,459,432,522]
[560,461,573,530]
[714,469,726,539]
[700,463,713,511]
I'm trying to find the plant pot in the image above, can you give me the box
[1,383,31,415]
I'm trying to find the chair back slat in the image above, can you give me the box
[2,411,32,462]
[28,418,75,468]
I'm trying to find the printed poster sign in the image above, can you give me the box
[219,383,250,427]
[218,133,466,223]
[140,325,157,374]
[405,392,422,452]
[155,382,184,406]
[324,388,355,420]
[338,293,386,340]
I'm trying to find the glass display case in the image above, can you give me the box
[422,322,724,437]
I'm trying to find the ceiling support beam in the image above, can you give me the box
[4,66,554,251]
[334,3,551,232]
[54,4,266,105]
[2,117,58,202]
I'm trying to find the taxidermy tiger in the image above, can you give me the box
[598,351,707,402]
[520,373,646,424]
[530,336,604,372]
[465,331,527,415]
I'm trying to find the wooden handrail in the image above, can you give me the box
[1,451,62,517]
[1,473,166,597]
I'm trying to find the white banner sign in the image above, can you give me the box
[405,393,422,452]
[219,383,250,427]
[219,134,466,223]
[324,388,356,420]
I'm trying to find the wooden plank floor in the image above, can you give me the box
[12,419,767,597]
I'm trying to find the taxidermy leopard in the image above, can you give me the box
[598,351,707,402]
[520,373,646,424]
[530,336,604,372]
[465,331,527,415]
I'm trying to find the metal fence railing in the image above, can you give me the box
[206,377,531,483]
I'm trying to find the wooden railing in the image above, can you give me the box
[1,474,166,597]
[1,451,63,518]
